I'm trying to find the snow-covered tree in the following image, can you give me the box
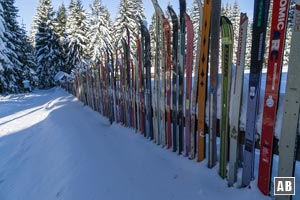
[19,24,38,88]
[230,1,240,64]
[221,1,240,64]
[221,3,231,18]
[29,0,42,46]
[35,0,61,88]
[55,4,67,40]
[245,20,252,68]
[0,3,10,93]
[114,0,143,52]
[149,13,156,69]
[54,4,68,72]
[132,0,145,20]
[1,0,24,93]
[88,0,112,65]
[65,0,89,72]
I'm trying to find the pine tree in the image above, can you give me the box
[19,24,38,89]
[0,3,11,93]
[35,0,61,88]
[132,0,145,20]
[149,13,156,72]
[54,4,68,72]
[221,1,240,64]
[245,20,252,68]
[1,0,24,93]
[55,4,67,39]
[221,3,231,17]
[114,0,142,52]
[88,0,112,65]
[29,0,42,46]
[230,1,240,64]
[65,0,89,72]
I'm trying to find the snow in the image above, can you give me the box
[1,87,298,200]
[54,71,71,82]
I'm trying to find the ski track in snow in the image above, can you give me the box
[0,87,296,200]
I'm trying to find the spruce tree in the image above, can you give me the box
[55,4,67,38]
[88,0,112,65]
[19,24,38,89]
[132,0,145,20]
[54,4,68,73]
[0,3,10,93]
[29,0,42,46]
[35,0,61,88]
[65,0,89,72]
[245,21,253,68]
[231,1,240,64]
[221,1,240,64]
[114,0,141,53]
[1,0,25,92]
[149,13,156,70]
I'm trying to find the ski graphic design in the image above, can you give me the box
[242,0,270,187]
[276,2,300,200]
[208,0,221,168]
[197,0,212,162]
[178,0,186,155]
[219,16,233,179]
[184,13,194,157]
[258,0,290,195]
[190,0,202,160]
[228,13,248,186]
[168,6,179,152]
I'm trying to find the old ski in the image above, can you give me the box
[219,16,233,179]
[197,0,212,162]
[228,13,248,186]
[242,0,270,187]
[258,0,290,195]
[276,2,300,200]
[184,13,194,157]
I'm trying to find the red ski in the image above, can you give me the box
[163,16,172,149]
[184,13,194,156]
[258,0,290,195]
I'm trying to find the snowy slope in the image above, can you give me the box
[0,88,298,200]
[0,88,269,200]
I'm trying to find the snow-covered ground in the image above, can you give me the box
[0,88,298,200]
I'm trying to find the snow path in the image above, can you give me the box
[0,88,271,200]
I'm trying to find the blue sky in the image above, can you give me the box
[15,0,254,31]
